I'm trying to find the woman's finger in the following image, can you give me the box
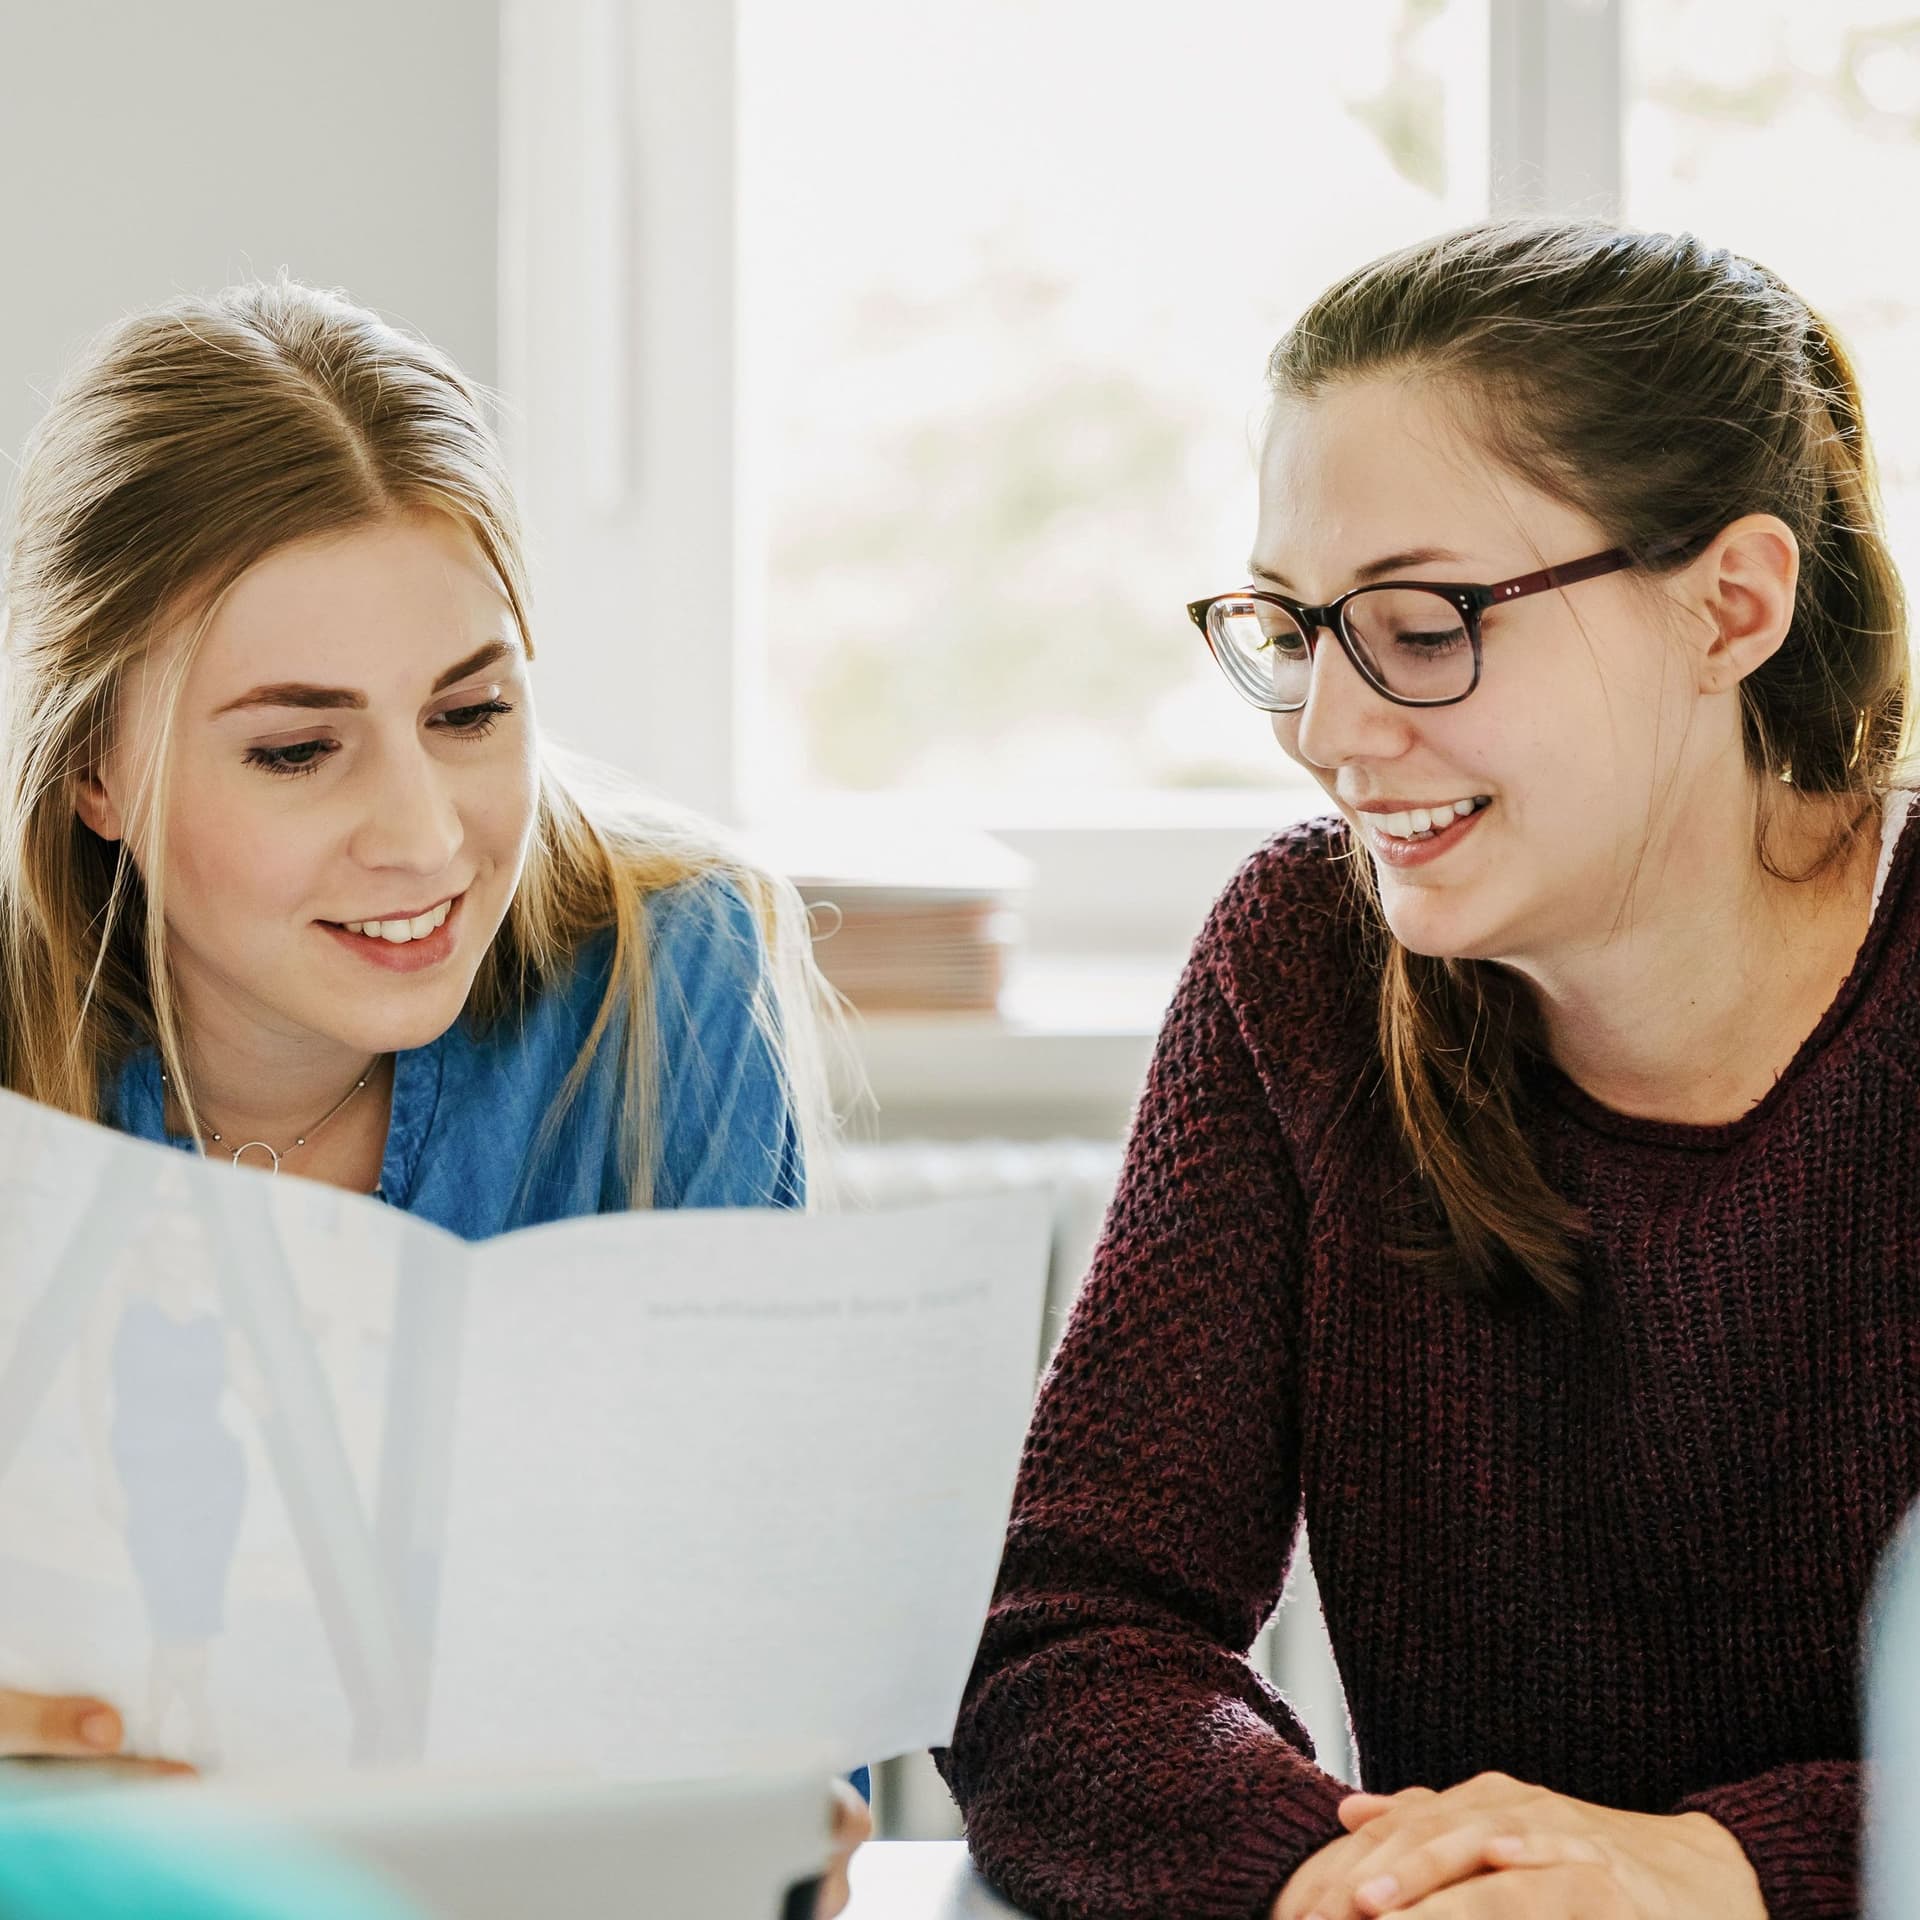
[1338,1787,1437,1834]
[1339,1793,1399,1831]
[813,1781,873,1919]
[1478,1833,1606,1872]
[1344,1821,1605,1916]
[0,1691,124,1760]
[1279,1817,1414,1918]
[6,1753,197,1780]
[813,1862,852,1920]
[1393,1861,1620,1918]
[828,1779,873,1850]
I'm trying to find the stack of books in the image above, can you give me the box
[753,821,1030,1015]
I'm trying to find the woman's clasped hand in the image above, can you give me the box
[1270,1774,1766,1920]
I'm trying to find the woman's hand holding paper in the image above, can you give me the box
[0,1689,190,1775]
[812,1778,873,1918]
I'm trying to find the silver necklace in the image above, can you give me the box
[161,1055,386,1173]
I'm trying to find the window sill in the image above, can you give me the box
[814,789,1338,1137]
[840,951,1181,1140]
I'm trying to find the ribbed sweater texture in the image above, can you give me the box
[938,815,1920,1920]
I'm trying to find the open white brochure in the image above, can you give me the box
[0,1088,1051,1783]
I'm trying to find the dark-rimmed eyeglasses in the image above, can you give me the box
[1185,546,1644,713]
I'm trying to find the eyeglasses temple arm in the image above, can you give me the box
[1487,546,1638,604]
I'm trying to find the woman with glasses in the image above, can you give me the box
[940,218,1917,1920]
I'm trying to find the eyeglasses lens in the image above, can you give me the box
[1340,589,1475,703]
[1204,588,1474,710]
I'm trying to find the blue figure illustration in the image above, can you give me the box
[83,1203,264,1769]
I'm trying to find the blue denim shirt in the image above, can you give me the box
[109,874,805,1229]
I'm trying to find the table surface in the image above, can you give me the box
[842,1840,1027,1917]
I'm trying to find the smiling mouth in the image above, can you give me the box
[1359,796,1492,843]
[325,894,460,945]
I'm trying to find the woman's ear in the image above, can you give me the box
[73,769,125,843]
[1687,513,1800,696]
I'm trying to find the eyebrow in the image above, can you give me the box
[1247,547,1470,594]
[212,639,519,717]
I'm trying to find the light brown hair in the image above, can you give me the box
[1266,218,1911,1308]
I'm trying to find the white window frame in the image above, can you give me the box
[500,0,1624,963]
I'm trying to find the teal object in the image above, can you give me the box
[0,1788,422,1919]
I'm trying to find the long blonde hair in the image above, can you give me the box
[0,278,839,1204]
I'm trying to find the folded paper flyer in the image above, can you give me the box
[0,1089,1051,1783]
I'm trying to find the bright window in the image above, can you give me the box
[739,0,1491,808]
[1625,3,1920,576]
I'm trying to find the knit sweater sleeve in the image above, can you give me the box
[935,894,1351,1920]
[1675,1761,1860,1918]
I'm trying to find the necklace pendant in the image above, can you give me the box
[230,1141,282,1175]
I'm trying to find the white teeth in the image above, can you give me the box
[1370,797,1487,842]
[339,899,453,943]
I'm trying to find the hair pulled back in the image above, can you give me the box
[1267,218,1910,1307]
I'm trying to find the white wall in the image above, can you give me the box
[0,0,740,819]
[0,0,500,479]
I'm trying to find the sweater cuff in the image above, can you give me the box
[1203,1767,1352,1920]
[1674,1772,1856,1919]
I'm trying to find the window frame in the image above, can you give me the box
[500,0,1624,960]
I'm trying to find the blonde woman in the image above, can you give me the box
[0,280,864,1910]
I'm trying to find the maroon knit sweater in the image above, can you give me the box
[938,816,1920,1920]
